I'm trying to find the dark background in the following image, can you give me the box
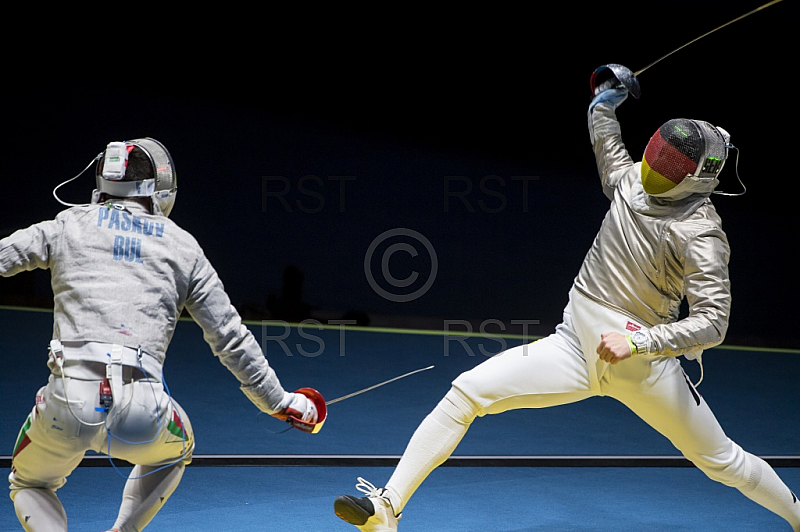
[2,0,796,348]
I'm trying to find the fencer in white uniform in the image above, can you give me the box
[1,138,320,532]
[333,67,800,531]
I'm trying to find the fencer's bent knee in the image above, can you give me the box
[438,386,481,425]
[688,441,753,489]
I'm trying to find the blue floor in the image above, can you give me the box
[2,466,799,531]
[2,307,799,530]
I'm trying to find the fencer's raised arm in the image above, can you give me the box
[587,87,631,200]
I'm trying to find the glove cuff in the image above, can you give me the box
[589,88,629,115]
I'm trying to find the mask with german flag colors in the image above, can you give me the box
[641,118,729,197]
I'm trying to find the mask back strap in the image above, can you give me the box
[713,145,746,197]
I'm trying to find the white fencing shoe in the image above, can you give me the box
[334,477,401,531]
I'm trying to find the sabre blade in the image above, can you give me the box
[634,0,784,77]
[326,365,435,406]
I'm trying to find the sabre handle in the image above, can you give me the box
[590,64,641,100]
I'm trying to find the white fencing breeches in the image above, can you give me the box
[384,288,800,529]
[9,348,195,532]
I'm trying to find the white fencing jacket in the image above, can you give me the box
[0,200,286,413]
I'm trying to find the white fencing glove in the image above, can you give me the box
[273,392,317,422]
[271,388,326,433]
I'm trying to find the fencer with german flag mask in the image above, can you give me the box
[1,138,322,532]
[333,67,800,531]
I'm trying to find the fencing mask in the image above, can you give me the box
[93,138,177,216]
[641,118,729,197]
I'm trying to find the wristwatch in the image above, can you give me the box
[630,331,648,356]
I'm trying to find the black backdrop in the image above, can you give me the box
[2,0,796,348]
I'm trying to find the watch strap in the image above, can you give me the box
[625,334,637,356]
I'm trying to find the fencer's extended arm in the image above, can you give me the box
[184,253,288,415]
[587,90,634,200]
[0,220,58,276]
[647,228,732,357]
